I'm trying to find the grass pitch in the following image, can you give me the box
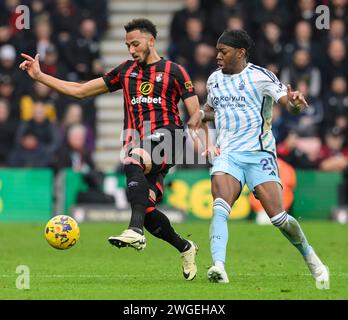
[0,221,347,300]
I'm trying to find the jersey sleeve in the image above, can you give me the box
[206,74,215,107]
[260,70,287,102]
[173,63,196,100]
[102,62,126,92]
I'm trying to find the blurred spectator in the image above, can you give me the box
[0,44,16,77]
[209,0,245,39]
[15,100,60,158]
[0,74,19,120]
[293,0,317,26]
[60,103,95,153]
[254,22,283,73]
[319,127,348,172]
[284,79,324,134]
[226,15,244,31]
[20,82,57,122]
[251,0,290,39]
[334,114,348,138]
[64,18,102,80]
[321,39,348,92]
[329,0,348,24]
[53,123,112,203]
[324,76,348,129]
[186,43,216,80]
[52,123,94,172]
[0,98,17,166]
[74,0,108,36]
[280,49,321,98]
[192,77,208,105]
[284,20,322,66]
[28,0,49,21]
[175,17,214,66]
[272,103,287,143]
[34,18,56,63]
[0,23,18,49]
[1,0,21,35]
[277,129,321,169]
[51,0,80,45]
[322,19,348,48]
[40,44,69,80]
[169,0,207,60]
[8,131,50,167]
[0,44,25,93]
[169,0,205,45]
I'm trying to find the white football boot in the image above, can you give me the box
[108,229,146,251]
[304,249,330,289]
[207,265,229,283]
[181,240,198,280]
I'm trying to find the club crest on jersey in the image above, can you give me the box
[155,72,163,82]
[238,79,245,90]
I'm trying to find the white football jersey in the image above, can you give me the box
[206,63,287,155]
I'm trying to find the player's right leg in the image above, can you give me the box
[207,170,242,283]
[108,147,152,250]
[255,181,329,288]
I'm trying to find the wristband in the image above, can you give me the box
[199,109,205,120]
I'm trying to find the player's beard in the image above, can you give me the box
[139,46,151,66]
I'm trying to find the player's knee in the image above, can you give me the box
[130,148,152,174]
[124,155,145,174]
[264,204,285,217]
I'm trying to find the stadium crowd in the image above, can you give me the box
[0,0,107,170]
[0,0,347,173]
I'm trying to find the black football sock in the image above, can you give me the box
[144,209,191,253]
[125,163,149,233]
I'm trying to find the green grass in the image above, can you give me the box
[0,221,347,300]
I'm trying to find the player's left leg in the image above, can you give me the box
[144,207,198,280]
[254,181,329,287]
[143,148,198,280]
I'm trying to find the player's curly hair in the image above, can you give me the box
[124,19,157,39]
[218,29,254,58]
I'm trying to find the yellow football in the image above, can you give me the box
[45,215,80,250]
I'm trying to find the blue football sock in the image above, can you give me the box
[271,211,312,256]
[210,198,231,265]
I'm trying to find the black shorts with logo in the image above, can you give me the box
[128,126,186,201]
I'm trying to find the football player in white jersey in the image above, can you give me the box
[200,29,329,287]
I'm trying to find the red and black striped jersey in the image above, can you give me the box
[102,58,196,142]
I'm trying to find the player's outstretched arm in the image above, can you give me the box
[278,84,309,115]
[185,95,203,131]
[19,53,109,99]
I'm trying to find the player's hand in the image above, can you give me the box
[19,53,42,80]
[287,84,309,114]
[187,110,202,131]
[202,145,220,162]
